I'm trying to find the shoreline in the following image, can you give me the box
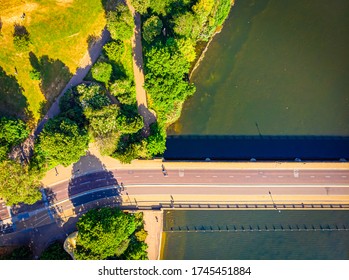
[189,1,235,80]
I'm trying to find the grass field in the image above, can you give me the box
[0,0,106,124]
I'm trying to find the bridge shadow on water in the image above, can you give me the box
[164,135,349,161]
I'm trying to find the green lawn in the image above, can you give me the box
[0,0,106,124]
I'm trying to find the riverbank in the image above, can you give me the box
[189,0,235,79]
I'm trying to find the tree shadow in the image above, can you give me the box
[28,52,72,113]
[13,24,31,50]
[101,0,120,14]
[0,66,30,121]
[67,152,122,209]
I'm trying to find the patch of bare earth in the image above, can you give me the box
[56,0,74,7]
[0,2,38,25]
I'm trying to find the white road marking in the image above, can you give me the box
[310,176,315,178]
[262,176,267,178]
[196,175,201,178]
[245,176,251,178]
[341,176,347,178]
[148,175,153,178]
[278,176,283,178]
[325,176,331,178]
[229,176,234,178]
[212,176,218,178]
[134,175,139,178]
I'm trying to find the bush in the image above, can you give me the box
[142,15,163,43]
[13,25,31,51]
[110,79,135,105]
[91,62,113,85]
[29,69,41,80]
[107,4,134,41]
[103,41,125,62]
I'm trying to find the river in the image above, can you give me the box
[161,210,349,259]
[168,0,349,136]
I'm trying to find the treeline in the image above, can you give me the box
[84,2,167,163]
[133,0,233,125]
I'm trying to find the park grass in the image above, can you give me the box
[0,0,106,123]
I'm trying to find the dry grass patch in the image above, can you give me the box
[0,0,106,122]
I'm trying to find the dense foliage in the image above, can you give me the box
[36,117,89,168]
[0,117,29,161]
[40,241,71,260]
[107,4,134,41]
[74,208,148,260]
[136,0,233,125]
[144,41,195,123]
[142,16,163,43]
[0,160,42,206]
[91,62,113,85]
[0,246,33,260]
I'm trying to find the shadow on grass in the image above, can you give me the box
[0,66,30,121]
[29,52,72,111]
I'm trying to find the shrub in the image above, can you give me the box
[29,69,41,80]
[142,15,163,43]
[91,62,112,85]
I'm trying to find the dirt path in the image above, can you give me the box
[126,0,156,136]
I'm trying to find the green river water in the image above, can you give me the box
[168,0,349,136]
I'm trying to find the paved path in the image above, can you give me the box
[126,0,156,135]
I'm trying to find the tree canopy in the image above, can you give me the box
[91,62,113,85]
[107,5,134,41]
[74,208,147,260]
[0,160,42,206]
[37,117,89,168]
[142,15,163,43]
[144,41,195,122]
[0,117,29,161]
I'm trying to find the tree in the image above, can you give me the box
[116,113,143,134]
[38,117,89,168]
[13,24,31,51]
[103,41,125,62]
[177,38,196,62]
[144,41,195,121]
[76,84,110,110]
[91,62,112,85]
[131,0,150,14]
[0,117,29,161]
[173,12,201,39]
[84,105,120,136]
[146,122,167,157]
[142,15,163,43]
[110,79,136,105]
[74,208,147,260]
[107,5,134,41]
[0,160,42,206]
[0,117,29,146]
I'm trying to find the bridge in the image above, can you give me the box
[1,161,349,235]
